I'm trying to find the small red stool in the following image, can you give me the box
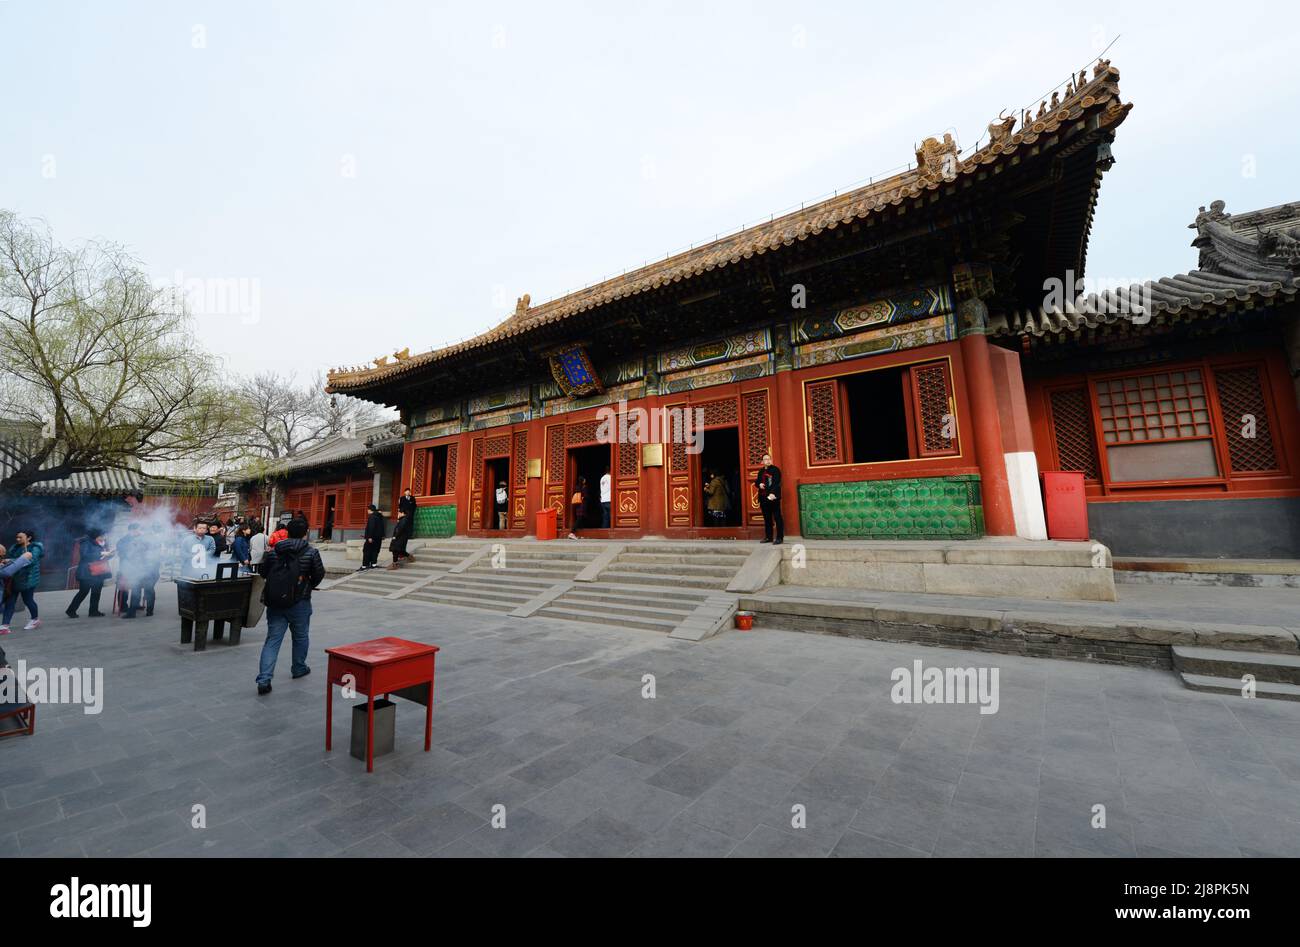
[325,637,439,772]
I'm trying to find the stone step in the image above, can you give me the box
[623,543,751,556]
[608,560,739,578]
[433,576,552,596]
[536,604,679,633]
[1177,671,1300,701]
[407,592,520,613]
[464,564,584,580]
[407,586,531,609]
[1114,557,1300,588]
[548,595,697,624]
[562,586,710,611]
[497,548,601,562]
[616,552,751,566]
[598,570,731,590]
[342,577,413,595]
[1172,646,1300,685]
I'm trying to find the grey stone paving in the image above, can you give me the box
[2,583,1299,857]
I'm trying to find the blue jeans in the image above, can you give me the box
[2,589,37,625]
[257,598,312,686]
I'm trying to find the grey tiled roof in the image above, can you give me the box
[991,269,1300,338]
[992,199,1300,338]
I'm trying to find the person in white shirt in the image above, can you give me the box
[599,467,612,528]
[495,483,509,529]
[249,525,268,569]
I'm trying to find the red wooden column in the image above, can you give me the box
[957,299,1017,537]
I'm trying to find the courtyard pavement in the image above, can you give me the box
[2,582,1299,857]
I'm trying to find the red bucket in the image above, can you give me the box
[734,611,754,631]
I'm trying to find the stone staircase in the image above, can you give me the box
[594,542,752,590]
[327,543,468,598]
[537,543,750,633]
[326,539,749,637]
[1172,646,1300,701]
[408,544,601,614]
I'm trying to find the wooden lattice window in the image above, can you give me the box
[410,448,427,495]
[1214,365,1279,473]
[513,431,529,485]
[743,390,770,466]
[545,426,565,484]
[1096,369,1212,444]
[806,379,844,465]
[806,360,957,466]
[699,399,739,427]
[1094,368,1220,483]
[910,362,958,458]
[443,444,458,493]
[1049,387,1100,480]
[566,420,601,446]
[617,439,639,478]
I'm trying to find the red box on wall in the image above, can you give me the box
[1041,471,1089,541]
[535,507,557,541]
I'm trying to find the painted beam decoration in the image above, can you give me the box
[548,343,605,397]
[656,328,773,393]
[793,285,954,367]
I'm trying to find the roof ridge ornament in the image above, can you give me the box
[915,133,959,183]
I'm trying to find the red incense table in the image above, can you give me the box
[325,637,440,772]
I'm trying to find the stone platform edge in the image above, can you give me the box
[737,592,1300,669]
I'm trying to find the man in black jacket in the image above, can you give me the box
[387,509,413,569]
[755,452,784,545]
[254,518,325,695]
[398,488,417,519]
[360,503,386,570]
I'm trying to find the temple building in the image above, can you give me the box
[324,61,1300,559]
[225,422,404,541]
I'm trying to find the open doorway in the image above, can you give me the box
[484,457,510,530]
[321,493,337,541]
[699,426,742,527]
[568,443,611,530]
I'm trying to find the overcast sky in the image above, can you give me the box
[3,1,1297,380]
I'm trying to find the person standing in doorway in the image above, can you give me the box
[254,517,325,695]
[599,467,612,529]
[398,488,417,520]
[0,530,43,634]
[755,453,784,545]
[705,469,731,527]
[361,503,385,570]
[495,481,509,530]
[67,531,114,617]
[568,475,588,540]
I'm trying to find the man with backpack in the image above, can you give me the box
[254,518,325,696]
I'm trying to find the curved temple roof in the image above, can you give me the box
[328,61,1132,394]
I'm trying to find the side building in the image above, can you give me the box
[226,422,404,542]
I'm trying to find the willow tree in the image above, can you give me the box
[0,210,236,495]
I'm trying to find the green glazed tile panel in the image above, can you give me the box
[799,475,984,539]
[414,504,457,538]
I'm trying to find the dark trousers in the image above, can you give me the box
[361,539,380,568]
[760,499,784,542]
[601,502,610,528]
[68,580,105,615]
[126,582,157,616]
[2,588,38,625]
